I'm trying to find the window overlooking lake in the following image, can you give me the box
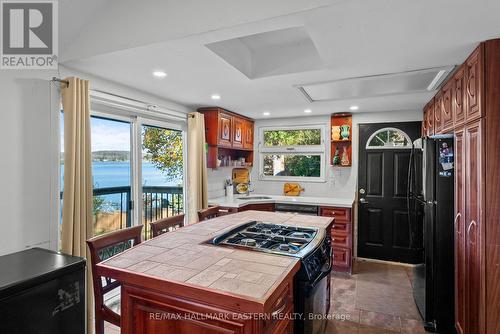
[259,125,325,182]
[61,114,185,240]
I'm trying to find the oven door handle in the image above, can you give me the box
[310,266,331,288]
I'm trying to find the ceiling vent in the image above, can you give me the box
[297,66,455,102]
[206,27,323,79]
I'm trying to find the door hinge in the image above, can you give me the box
[129,200,134,210]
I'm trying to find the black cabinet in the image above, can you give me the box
[0,248,86,334]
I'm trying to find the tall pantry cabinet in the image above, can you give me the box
[422,39,500,334]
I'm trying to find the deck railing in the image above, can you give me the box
[61,186,183,240]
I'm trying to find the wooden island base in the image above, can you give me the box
[120,278,294,334]
[96,211,335,334]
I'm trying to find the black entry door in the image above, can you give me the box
[358,122,421,263]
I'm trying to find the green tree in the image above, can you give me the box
[93,195,105,223]
[142,127,183,181]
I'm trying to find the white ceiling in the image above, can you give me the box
[60,0,500,119]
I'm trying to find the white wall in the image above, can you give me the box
[249,110,423,200]
[0,70,59,256]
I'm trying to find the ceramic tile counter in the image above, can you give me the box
[96,211,333,307]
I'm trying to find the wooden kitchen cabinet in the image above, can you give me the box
[243,119,254,150]
[120,276,294,334]
[454,127,466,334]
[422,39,500,334]
[218,203,275,213]
[434,92,443,134]
[465,45,484,122]
[232,117,244,149]
[453,65,466,128]
[464,120,484,334]
[319,205,353,273]
[441,80,454,132]
[425,99,435,136]
[218,112,233,147]
[239,203,275,212]
[198,107,254,168]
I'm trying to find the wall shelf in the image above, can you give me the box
[330,113,352,167]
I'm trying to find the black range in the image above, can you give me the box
[206,220,332,334]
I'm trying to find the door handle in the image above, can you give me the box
[454,213,461,235]
[359,198,369,204]
[467,220,477,245]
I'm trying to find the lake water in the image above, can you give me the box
[61,161,182,189]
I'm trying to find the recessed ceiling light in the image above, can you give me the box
[349,105,359,111]
[263,112,270,116]
[211,94,221,100]
[153,71,167,78]
[304,109,312,113]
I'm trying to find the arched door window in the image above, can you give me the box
[366,127,412,149]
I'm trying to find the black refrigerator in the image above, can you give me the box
[0,248,86,334]
[408,136,455,333]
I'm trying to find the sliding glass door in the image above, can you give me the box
[61,112,185,240]
[140,123,184,239]
[90,116,133,236]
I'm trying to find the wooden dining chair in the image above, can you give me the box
[86,225,143,334]
[150,213,185,238]
[197,206,223,222]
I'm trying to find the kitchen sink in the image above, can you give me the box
[237,196,272,200]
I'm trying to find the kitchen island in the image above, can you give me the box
[96,211,333,334]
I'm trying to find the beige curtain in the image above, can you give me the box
[187,112,208,224]
[60,77,93,333]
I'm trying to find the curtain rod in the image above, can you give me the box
[51,77,188,117]
[51,77,69,86]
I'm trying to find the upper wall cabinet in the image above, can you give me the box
[441,80,454,132]
[198,107,254,168]
[465,45,484,122]
[422,44,485,136]
[232,117,244,149]
[425,99,435,137]
[452,65,466,128]
[434,92,443,134]
[243,119,254,150]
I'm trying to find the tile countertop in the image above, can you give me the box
[97,211,333,306]
[209,193,355,208]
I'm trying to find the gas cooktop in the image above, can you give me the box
[206,221,320,257]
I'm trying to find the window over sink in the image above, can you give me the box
[258,125,326,182]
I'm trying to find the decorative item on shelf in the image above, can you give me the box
[340,124,351,140]
[333,147,341,165]
[331,126,341,141]
[341,146,350,166]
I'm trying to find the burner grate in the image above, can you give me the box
[215,221,317,255]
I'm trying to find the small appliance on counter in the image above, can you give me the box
[0,248,86,334]
[206,221,332,334]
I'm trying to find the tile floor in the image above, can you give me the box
[103,260,427,334]
[326,260,427,334]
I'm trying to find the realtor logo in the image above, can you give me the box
[1,0,58,69]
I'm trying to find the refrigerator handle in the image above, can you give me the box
[407,146,414,249]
